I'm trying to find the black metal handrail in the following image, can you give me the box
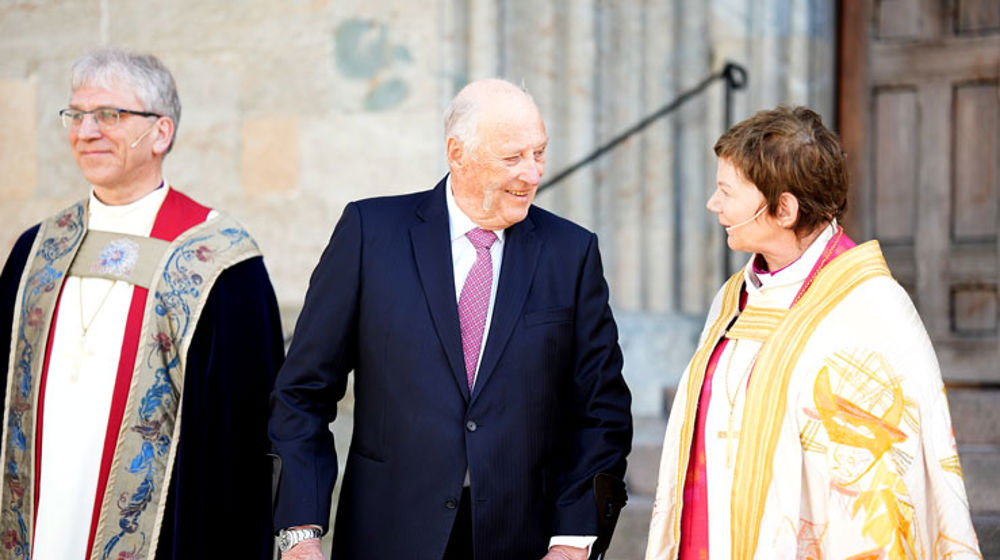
[537,62,748,193]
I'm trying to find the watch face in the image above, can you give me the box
[277,534,292,552]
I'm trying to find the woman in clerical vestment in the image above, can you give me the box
[645,106,981,559]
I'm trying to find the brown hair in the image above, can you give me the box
[714,106,848,236]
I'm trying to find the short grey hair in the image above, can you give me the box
[443,78,535,152]
[443,87,481,150]
[71,48,182,152]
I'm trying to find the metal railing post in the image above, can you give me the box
[720,63,748,278]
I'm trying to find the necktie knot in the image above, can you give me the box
[466,228,497,250]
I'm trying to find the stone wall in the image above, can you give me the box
[0,0,835,339]
[0,0,839,421]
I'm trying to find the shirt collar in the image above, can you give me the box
[744,220,836,293]
[445,175,506,244]
[87,181,170,234]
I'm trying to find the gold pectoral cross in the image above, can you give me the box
[69,336,94,383]
[717,410,740,469]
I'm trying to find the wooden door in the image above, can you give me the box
[839,0,1000,383]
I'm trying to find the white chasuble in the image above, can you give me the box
[646,225,981,559]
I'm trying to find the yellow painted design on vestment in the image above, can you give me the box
[813,358,908,479]
[846,549,887,560]
[939,455,963,477]
[934,533,983,559]
[804,348,930,558]
[799,420,826,454]
[852,461,918,558]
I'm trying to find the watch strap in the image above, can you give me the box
[277,527,321,552]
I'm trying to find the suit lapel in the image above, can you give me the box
[411,178,470,399]
[472,214,541,402]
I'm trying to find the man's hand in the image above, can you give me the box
[542,544,589,560]
[281,538,324,560]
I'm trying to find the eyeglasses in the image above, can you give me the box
[59,107,161,130]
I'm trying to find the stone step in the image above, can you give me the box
[973,514,1000,559]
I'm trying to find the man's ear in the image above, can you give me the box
[151,117,175,155]
[446,137,464,169]
[776,191,800,229]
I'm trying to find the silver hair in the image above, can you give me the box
[443,78,535,152]
[443,88,481,150]
[71,48,182,153]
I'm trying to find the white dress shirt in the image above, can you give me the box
[445,179,505,389]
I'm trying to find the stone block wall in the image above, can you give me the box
[0,1,452,308]
[0,0,838,330]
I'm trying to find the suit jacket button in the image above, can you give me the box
[445,498,458,509]
[465,420,477,432]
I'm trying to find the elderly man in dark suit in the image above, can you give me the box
[269,78,632,560]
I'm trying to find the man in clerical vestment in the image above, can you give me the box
[645,106,981,559]
[0,48,284,560]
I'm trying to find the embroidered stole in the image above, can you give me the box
[730,241,890,557]
[0,189,261,560]
[665,239,891,558]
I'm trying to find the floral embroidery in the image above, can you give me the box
[5,480,23,501]
[153,332,171,354]
[2,529,18,549]
[1,202,84,560]
[195,245,212,262]
[100,225,256,560]
[91,238,140,277]
[25,308,43,328]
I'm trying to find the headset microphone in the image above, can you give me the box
[129,124,156,149]
[724,205,767,232]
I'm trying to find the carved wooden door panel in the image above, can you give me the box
[839,0,1000,383]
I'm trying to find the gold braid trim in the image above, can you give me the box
[730,241,891,558]
[726,306,788,342]
[666,271,744,553]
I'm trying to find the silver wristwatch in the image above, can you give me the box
[277,527,322,552]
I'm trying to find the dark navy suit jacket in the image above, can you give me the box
[269,178,632,560]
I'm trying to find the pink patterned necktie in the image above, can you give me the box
[458,228,497,390]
